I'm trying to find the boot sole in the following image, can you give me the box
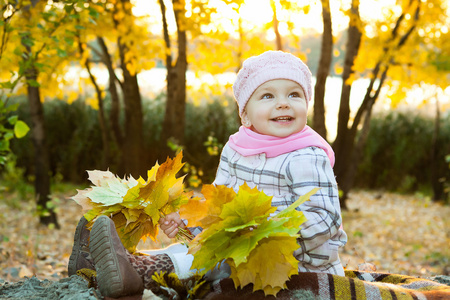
[90,216,124,298]
[68,216,89,276]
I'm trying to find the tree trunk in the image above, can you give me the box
[233,16,244,127]
[339,95,375,201]
[312,0,332,139]
[431,94,443,201]
[159,0,187,159]
[18,1,61,228]
[172,0,187,144]
[331,0,362,209]
[236,17,244,72]
[19,1,58,227]
[271,0,283,51]
[24,58,59,228]
[115,0,144,177]
[97,37,124,149]
[333,1,421,208]
[78,39,110,169]
[118,40,144,177]
[92,36,125,174]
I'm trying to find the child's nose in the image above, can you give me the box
[276,97,290,109]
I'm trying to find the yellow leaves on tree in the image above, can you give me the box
[72,152,195,253]
[180,183,319,296]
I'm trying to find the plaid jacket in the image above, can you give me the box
[212,143,348,276]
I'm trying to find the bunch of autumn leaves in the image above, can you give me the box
[72,152,318,296]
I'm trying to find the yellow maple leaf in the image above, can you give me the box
[179,184,235,228]
[121,208,142,224]
[122,184,143,208]
[147,163,160,182]
[178,196,208,228]
[249,237,299,293]
[227,260,251,289]
[227,237,299,295]
[139,153,187,224]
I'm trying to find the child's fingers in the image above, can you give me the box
[159,212,181,225]
[163,222,179,238]
[159,212,184,238]
[166,226,179,239]
[160,220,175,231]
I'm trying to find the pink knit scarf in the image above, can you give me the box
[228,126,335,167]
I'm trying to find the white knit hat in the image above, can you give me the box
[233,50,312,117]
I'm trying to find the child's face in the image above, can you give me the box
[242,79,307,138]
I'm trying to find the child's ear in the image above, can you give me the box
[241,111,252,128]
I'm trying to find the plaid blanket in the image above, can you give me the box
[204,270,450,300]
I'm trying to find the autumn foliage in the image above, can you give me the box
[69,151,322,295]
[180,183,319,295]
[72,152,197,253]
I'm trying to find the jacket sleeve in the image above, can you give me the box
[212,143,232,187]
[285,147,344,266]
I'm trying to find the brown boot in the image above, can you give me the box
[68,216,94,276]
[90,215,144,298]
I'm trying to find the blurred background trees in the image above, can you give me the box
[1,0,449,227]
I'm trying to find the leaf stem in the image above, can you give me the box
[176,227,194,243]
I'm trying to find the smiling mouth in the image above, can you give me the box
[271,116,294,121]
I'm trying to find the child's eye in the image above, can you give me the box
[289,92,301,98]
[261,93,273,99]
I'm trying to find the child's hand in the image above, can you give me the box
[159,212,185,239]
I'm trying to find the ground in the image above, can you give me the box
[0,189,449,299]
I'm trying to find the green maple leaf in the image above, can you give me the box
[219,215,298,267]
[184,183,318,296]
[85,177,132,206]
[191,229,234,271]
[224,219,259,233]
[85,186,123,205]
